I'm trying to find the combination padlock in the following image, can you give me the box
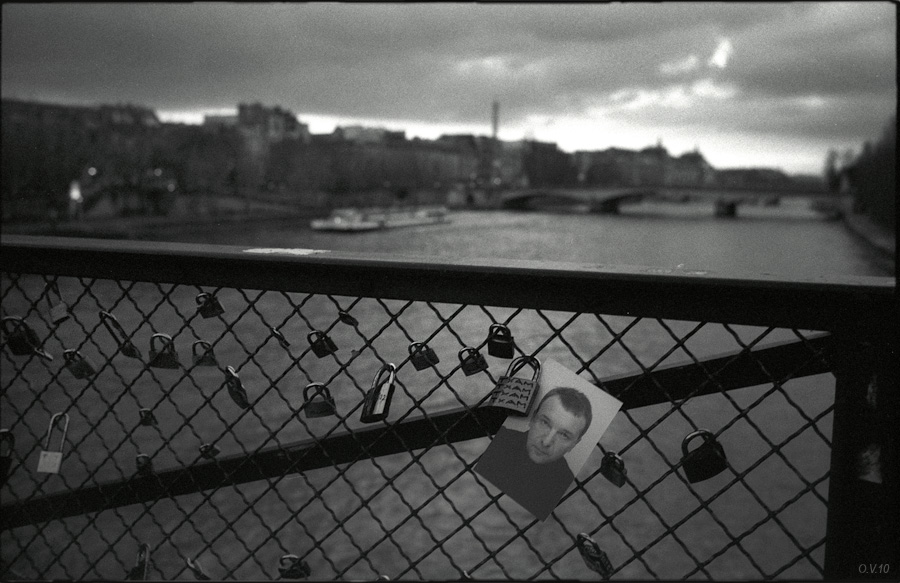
[458,347,488,376]
[278,554,311,579]
[360,363,397,423]
[192,340,218,367]
[488,355,540,416]
[148,333,181,369]
[138,408,158,427]
[2,316,53,360]
[303,383,337,418]
[37,413,69,474]
[271,328,291,350]
[338,310,359,326]
[576,533,614,579]
[225,366,250,409]
[599,452,628,488]
[308,330,338,358]
[199,443,220,459]
[0,429,14,487]
[63,349,97,379]
[681,429,728,483]
[486,323,515,358]
[408,342,439,371]
[99,311,141,359]
[45,280,70,324]
[196,292,225,319]
[136,453,153,476]
[126,543,151,580]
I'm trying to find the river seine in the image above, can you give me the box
[165,198,892,279]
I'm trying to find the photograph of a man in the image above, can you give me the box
[474,358,623,521]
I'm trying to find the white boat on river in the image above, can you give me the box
[310,206,451,232]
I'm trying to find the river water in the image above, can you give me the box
[161,198,892,279]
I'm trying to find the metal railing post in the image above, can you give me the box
[824,328,898,579]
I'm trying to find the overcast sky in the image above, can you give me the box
[2,2,895,174]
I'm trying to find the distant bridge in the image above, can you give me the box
[499,186,832,216]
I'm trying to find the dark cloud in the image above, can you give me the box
[1,2,894,171]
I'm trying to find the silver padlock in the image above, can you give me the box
[225,366,250,409]
[45,280,70,324]
[360,363,396,423]
[37,413,69,474]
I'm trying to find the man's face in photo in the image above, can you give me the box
[526,394,588,464]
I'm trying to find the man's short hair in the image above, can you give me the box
[537,387,593,440]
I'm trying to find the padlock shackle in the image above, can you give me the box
[458,346,479,361]
[303,382,331,401]
[63,348,83,363]
[682,429,715,456]
[1,316,27,336]
[99,311,127,335]
[603,451,624,468]
[372,363,396,390]
[195,292,211,305]
[504,355,540,380]
[280,554,299,567]
[192,340,212,355]
[44,413,69,453]
[409,342,426,355]
[307,330,324,342]
[489,323,511,336]
[225,366,240,381]
[150,333,173,349]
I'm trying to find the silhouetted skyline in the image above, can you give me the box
[2,2,895,174]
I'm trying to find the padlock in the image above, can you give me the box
[409,342,440,371]
[488,355,540,416]
[278,554,311,579]
[199,443,220,459]
[458,347,488,376]
[192,340,218,367]
[308,330,338,358]
[138,408,157,427]
[126,543,151,580]
[148,333,181,369]
[136,453,153,476]
[224,366,250,409]
[0,429,14,487]
[45,280,70,324]
[338,310,359,326]
[576,533,614,579]
[271,328,291,350]
[36,413,68,474]
[599,452,628,488]
[681,429,728,483]
[486,323,515,358]
[99,311,141,359]
[63,348,97,379]
[360,363,397,423]
[186,556,211,581]
[196,292,225,319]
[303,383,337,418]
[2,316,53,360]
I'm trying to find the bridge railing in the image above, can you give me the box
[0,235,895,580]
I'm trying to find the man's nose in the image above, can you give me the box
[540,430,556,447]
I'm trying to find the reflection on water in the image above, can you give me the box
[168,201,890,279]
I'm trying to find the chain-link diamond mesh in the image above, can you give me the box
[0,260,849,580]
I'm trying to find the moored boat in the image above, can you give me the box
[310,206,450,232]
